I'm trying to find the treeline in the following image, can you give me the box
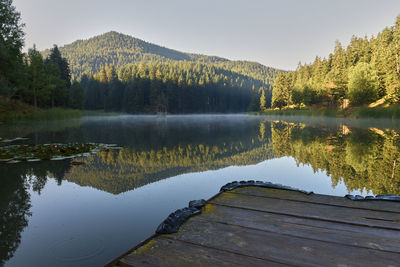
[81,61,270,113]
[2,44,83,109]
[2,1,278,113]
[271,15,400,109]
[0,0,82,109]
[42,31,279,86]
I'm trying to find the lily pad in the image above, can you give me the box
[0,143,119,163]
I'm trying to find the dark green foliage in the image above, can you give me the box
[83,62,264,113]
[68,81,84,109]
[22,46,70,109]
[0,0,25,99]
[26,47,48,108]
[44,45,71,88]
[272,14,400,108]
[44,61,66,107]
[0,1,73,111]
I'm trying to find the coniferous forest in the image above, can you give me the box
[3,0,400,114]
[0,0,280,115]
[46,31,280,113]
[0,0,80,111]
[271,15,400,109]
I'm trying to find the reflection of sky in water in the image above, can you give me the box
[1,115,397,267]
[7,156,365,267]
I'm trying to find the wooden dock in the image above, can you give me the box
[113,186,400,267]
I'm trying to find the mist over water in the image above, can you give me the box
[1,114,400,266]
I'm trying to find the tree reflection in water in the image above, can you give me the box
[2,117,400,265]
[270,121,400,195]
[0,160,70,265]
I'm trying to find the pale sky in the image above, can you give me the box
[13,0,400,70]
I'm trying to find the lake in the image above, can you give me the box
[1,114,400,266]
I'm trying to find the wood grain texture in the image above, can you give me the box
[118,187,400,267]
[211,192,400,230]
[231,186,400,213]
[166,219,400,266]
[119,237,284,267]
[197,203,400,253]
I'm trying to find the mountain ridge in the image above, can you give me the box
[42,31,280,82]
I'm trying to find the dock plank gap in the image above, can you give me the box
[108,183,400,267]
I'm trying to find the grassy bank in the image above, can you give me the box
[82,110,123,116]
[259,105,400,119]
[349,106,400,118]
[0,107,82,123]
[259,108,344,117]
[0,98,82,123]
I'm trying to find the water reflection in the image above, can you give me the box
[0,159,72,265]
[1,115,400,266]
[64,140,274,194]
[270,120,400,195]
[0,164,31,266]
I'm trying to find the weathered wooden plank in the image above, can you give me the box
[116,187,400,267]
[166,219,400,267]
[210,192,400,230]
[120,237,285,267]
[231,186,400,213]
[196,203,400,253]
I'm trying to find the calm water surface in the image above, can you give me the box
[1,114,400,266]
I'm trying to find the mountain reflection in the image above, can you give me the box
[2,117,400,265]
[64,138,275,194]
[39,119,400,195]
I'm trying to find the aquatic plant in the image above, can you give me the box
[0,143,118,163]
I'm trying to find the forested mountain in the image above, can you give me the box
[271,15,400,109]
[2,0,280,114]
[40,31,281,111]
[41,31,279,84]
[2,0,279,113]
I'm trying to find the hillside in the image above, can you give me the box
[271,14,400,109]
[42,31,279,83]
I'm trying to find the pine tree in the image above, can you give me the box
[0,0,25,99]
[44,45,71,88]
[27,46,48,108]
